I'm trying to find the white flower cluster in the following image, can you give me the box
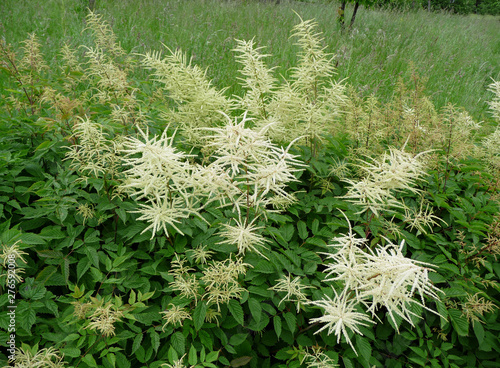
[141,48,231,144]
[66,116,119,179]
[488,79,500,123]
[233,16,346,144]
[269,274,314,313]
[120,112,304,256]
[202,112,304,217]
[309,214,443,353]
[7,346,67,368]
[120,127,201,238]
[479,80,500,170]
[343,145,428,216]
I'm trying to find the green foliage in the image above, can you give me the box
[376,0,500,14]
[429,0,477,14]
[476,0,500,15]
[0,7,499,368]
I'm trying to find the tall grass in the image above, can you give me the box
[1,0,499,120]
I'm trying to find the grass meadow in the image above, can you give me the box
[1,0,499,121]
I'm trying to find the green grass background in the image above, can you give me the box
[1,0,499,121]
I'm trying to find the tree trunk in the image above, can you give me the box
[338,1,346,30]
[350,2,360,28]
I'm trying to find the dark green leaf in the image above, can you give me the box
[228,299,244,325]
[60,348,81,358]
[355,334,372,363]
[449,309,469,336]
[205,350,219,363]
[171,331,185,355]
[473,321,485,345]
[297,221,308,240]
[248,298,262,324]
[132,334,143,354]
[150,330,160,353]
[342,357,354,368]
[273,316,282,339]
[116,352,131,368]
[188,345,197,366]
[280,223,294,242]
[83,355,98,367]
[229,333,248,346]
[193,301,207,331]
[283,312,296,334]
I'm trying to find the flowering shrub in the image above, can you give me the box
[0,10,499,368]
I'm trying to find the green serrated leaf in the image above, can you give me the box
[199,329,213,350]
[36,266,57,284]
[188,345,197,366]
[20,281,46,300]
[85,246,100,268]
[199,346,206,363]
[131,334,143,354]
[280,223,295,242]
[20,233,46,245]
[435,298,448,329]
[229,333,248,346]
[248,285,272,298]
[283,312,296,334]
[297,221,308,240]
[219,356,230,366]
[193,301,207,331]
[61,333,79,343]
[342,356,354,368]
[205,350,219,363]
[63,258,70,285]
[107,353,116,368]
[254,260,276,274]
[129,290,136,305]
[355,335,371,363]
[273,316,282,339]
[305,237,326,248]
[171,331,185,355]
[267,227,287,246]
[116,352,131,368]
[139,290,155,301]
[40,226,67,239]
[150,330,160,353]
[409,356,426,366]
[409,346,427,359]
[283,249,301,268]
[37,250,64,259]
[83,354,98,367]
[116,207,128,224]
[443,286,466,298]
[77,258,91,282]
[168,347,179,364]
[248,298,262,324]
[311,218,320,234]
[228,299,244,325]
[473,321,484,345]
[448,309,469,336]
[60,347,81,358]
